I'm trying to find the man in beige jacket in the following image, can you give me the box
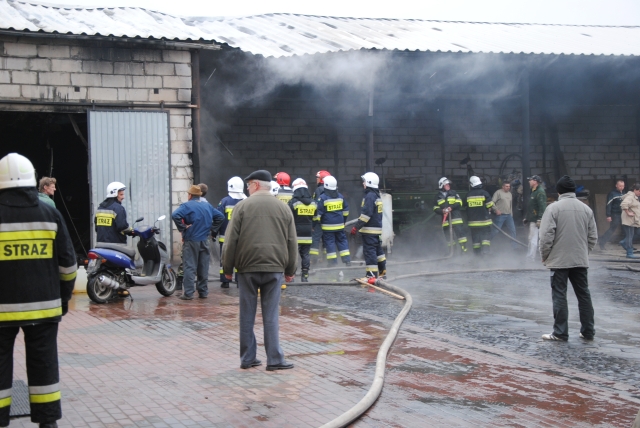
[539,175,597,341]
[223,170,297,371]
[620,183,640,258]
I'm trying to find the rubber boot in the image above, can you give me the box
[301,270,309,282]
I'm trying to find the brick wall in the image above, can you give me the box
[0,36,194,255]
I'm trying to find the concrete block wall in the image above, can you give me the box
[0,36,194,256]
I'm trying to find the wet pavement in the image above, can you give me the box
[8,252,640,427]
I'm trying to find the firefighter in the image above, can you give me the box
[216,176,246,288]
[0,153,77,428]
[94,181,133,244]
[288,178,317,282]
[434,177,468,252]
[310,170,331,260]
[274,172,293,204]
[315,176,351,266]
[464,176,495,255]
[351,172,387,278]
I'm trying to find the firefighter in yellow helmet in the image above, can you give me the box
[0,153,77,428]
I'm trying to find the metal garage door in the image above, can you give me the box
[88,111,171,258]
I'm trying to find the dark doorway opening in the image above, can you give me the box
[0,111,90,259]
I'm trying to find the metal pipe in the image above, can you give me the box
[0,99,195,108]
[0,29,219,50]
[191,49,202,183]
[521,68,531,211]
[367,89,374,172]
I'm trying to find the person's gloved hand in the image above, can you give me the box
[350,227,358,236]
[211,231,218,239]
[61,302,68,316]
[523,219,529,225]
[536,220,541,228]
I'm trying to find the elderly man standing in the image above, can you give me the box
[223,170,297,371]
[491,181,518,249]
[539,175,597,342]
[172,185,224,300]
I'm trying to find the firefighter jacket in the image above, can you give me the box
[354,187,383,235]
[315,189,349,231]
[433,189,463,228]
[216,195,243,243]
[276,186,293,204]
[0,187,77,327]
[95,198,130,244]
[526,186,547,222]
[313,184,325,200]
[172,198,224,242]
[288,187,317,244]
[464,187,494,227]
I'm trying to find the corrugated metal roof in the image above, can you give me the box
[1,1,639,57]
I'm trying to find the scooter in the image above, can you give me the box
[86,215,176,303]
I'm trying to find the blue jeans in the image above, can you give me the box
[491,214,518,249]
[182,240,211,297]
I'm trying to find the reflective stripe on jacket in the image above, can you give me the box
[216,195,242,242]
[355,188,383,235]
[465,188,494,227]
[433,189,463,227]
[317,191,349,231]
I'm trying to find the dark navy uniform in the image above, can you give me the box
[433,190,467,251]
[315,190,350,264]
[288,187,317,280]
[94,198,130,244]
[0,187,77,426]
[464,187,494,255]
[310,184,325,257]
[354,188,386,277]
[216,195,242,284]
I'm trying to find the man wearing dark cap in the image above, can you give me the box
[539,175,597,341]
[524,175,547,261]
[222,170,297,371]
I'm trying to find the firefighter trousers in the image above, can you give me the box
[298,243,311,272]
[0,322,61,426]
[323,230,351,264]
[310,221,323,257]
[442,223,467,250]
[470,225,491,254]
[362,234,386,276]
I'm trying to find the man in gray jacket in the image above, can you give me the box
[539,175,597,341]
[223,170,297,370]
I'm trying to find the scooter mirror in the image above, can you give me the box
[157,215,166,221]
[134,217,144,223]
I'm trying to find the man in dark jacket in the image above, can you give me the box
[434,177,467,252]
[464,176,495,256]
[172,185,224,300]
[0,153,77,428]
[94,181,132,244]
[351,172,387,278]
[524,175,547,261]
[288,178,316,282]
[599,179,625,250]
[315,176,351,266]
[216,176,246,288]
[310,170,331,261]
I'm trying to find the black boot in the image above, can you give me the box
[39,423,58,428]
[301,269,309,283]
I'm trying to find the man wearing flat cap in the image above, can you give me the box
[524,175,547,261]
[172,185,225,300]
[222,170,297,371]
[539,175,597,341]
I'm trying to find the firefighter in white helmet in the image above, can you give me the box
[464,176,495,256]
[351,172,387,278]
[0,153,77,428]
[216,176,246,288]
[95,181,132,244]
[288,178,317,282]
[315,176,351,266]
[434,177,468,252]
[270,181,280,196]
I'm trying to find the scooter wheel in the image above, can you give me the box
[87,272,116,304]
[156,267,177,296]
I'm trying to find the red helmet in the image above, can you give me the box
[316,170,331,183]
[274,172,291,186]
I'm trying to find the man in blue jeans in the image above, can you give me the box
[490,182,518,249]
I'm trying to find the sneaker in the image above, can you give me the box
[579,333,594,341]
[179,295,194,300]
[627,254,639,259]
[541,333,566,341]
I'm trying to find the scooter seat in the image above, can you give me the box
[96,242,137,259]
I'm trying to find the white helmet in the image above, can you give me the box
[323,175,337,190]
[270,181,280,196]
[292,178,308,191]
[361,172,379,189]
[0,153,37,190]
[469,176,482,188]
[227,176,243,193]
[438,177,451,190]
[106,181,126,198]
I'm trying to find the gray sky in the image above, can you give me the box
[38,0,640,25]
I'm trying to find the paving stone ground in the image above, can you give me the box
[7,280,640,427]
